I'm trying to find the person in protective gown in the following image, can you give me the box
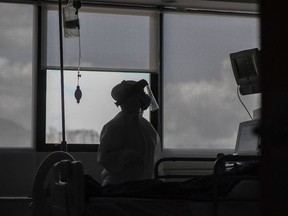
[97,80,161,186]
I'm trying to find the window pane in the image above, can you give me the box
[163,13,260,149]
[0,3,33,148]
[47,6,158,72]
[46,70,150,144]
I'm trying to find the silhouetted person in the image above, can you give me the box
[97,80,161,186]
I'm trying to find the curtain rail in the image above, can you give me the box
[1,0,259,15]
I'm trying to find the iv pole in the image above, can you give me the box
[58,0,67,152]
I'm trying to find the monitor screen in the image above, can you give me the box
[235,56,257,79]
[234,120,260,155]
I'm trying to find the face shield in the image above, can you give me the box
[144,84,159,112]
[134,79,159,112]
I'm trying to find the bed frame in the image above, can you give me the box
[154,155,260,216]
[31,151,261,216]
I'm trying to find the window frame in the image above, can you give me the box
[35,2,259,154]
[0,1,36,150]
[160,10,260,157]
[36,4,160,152]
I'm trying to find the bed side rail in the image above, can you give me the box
[213,154,261,216]
[154,157,216,180]
[51,160,85,216]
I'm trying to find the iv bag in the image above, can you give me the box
[63,4,80,38]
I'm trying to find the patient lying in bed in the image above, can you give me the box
[85,160,260,201]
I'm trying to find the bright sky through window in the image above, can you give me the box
[46,70,150,144]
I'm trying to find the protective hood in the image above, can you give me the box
[111,79,159,111]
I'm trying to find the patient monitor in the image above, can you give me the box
[234,119,260,155]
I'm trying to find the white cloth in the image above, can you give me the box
[97,111,161,186]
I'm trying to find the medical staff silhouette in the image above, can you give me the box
[97,80,161,186]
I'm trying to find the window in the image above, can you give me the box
[46,70,150,144]
[38,4,260,153]
[0,3,34,148]
[162,12,260,152]
[37,5,158,151]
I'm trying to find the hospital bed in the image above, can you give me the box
[30,151,261,216]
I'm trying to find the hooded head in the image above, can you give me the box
[111,80,151,111]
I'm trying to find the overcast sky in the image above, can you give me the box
[0,3,260,149]
[0,3,33,147]
[162,13,260,149]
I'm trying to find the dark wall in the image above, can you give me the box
[0,151,36,196]
[261,1,288,216]
[0,198,32,216]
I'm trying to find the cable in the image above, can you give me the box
[236,85,253,120]
[74,2,82,104]
[77,31,81,86]
[74,30,82,104]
